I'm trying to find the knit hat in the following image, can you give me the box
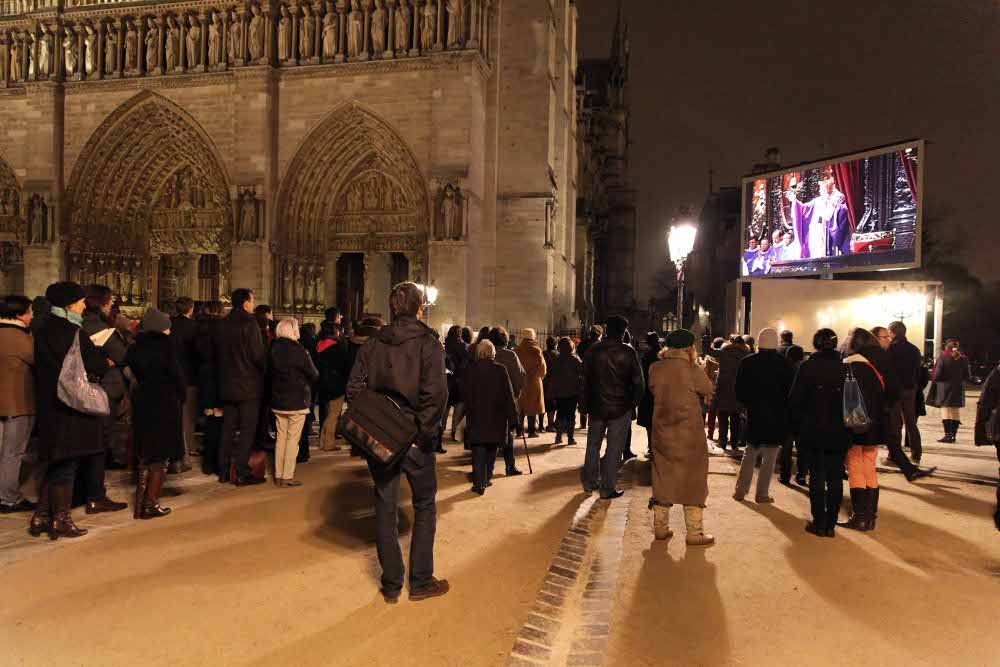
[521,328,537,341]
[664,328,696,349]
[44,281,86,308]
[757,327,779,350]
[141,308,171,334]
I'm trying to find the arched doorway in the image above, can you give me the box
[275,101,431,321]
[66,91,232,310]
[0,156,24,294]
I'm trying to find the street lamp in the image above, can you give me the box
[667,222,698,329]
[416,281,439,321]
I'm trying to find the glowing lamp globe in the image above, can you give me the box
[668,223,698,267]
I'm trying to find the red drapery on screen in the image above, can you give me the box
[832,161,863,233]
[899,150,918,201]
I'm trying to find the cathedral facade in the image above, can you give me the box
[0,0,583,332]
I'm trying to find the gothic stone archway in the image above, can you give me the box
[66,91,232,309]
[275,101,431,316]
[0,155,24,291]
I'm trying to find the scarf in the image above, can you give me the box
[51,306,83,326]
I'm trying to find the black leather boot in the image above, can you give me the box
[133,466,150,519]
[28,482,51,537]
[870,487,880,530]
[50,484,88,540]
[939,420,956,443]
[837,488,872,531]
[139,464,171,520]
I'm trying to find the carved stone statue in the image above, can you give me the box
[322,10,336,58]
[144,18,159,70]
[32,196,47,244]
[38,25,52,78]
[300,4,314,59]
[63,25,78,75]
[440,184,460,240]
[10,36,20,82]
[239,190,258,241]
[421,0,436,52]
[371,0,387,55]
[446,0,463,48]
[347,0,363,58]
[278,5,292,61]
[248,5,264,61]
[165,17,179,70]
[395,1,410,54]
[229,10,243,62]
[208,13,221,66]
[186,16,200,68]
[281,260,293,307]
[105,24,118,73]
[84,24,97,75]
[124,21,137,72]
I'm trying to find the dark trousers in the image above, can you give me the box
[521,415,539,434]
[779,435,808,481]
[718,411,741,449]
[81,450,108,501]
[807,449,846,530]
[201,415,223,475]
[502,428,518,472]
[555,398,577,432]
[44,458,78,487]
[220,399,260,479]
[887,390,922,463]
[367,447,438,594]
[471,444,499,487]
[298,409,314,461]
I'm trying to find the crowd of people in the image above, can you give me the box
[1,278,998,604]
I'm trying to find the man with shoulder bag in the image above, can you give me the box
[346,282,449,604]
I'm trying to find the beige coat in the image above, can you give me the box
[649,347,714,507]
[514,339,547,416]
[0,321,35,417]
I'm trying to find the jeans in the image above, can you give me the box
[582,412,631,494]
[718,411,741,449]
[0,416,34,505]
[734,445,779,499]
[274,412,307,480]
[220,399,260,479]
[887,390,922,462]
[808,449,846,529]
[367,447,438,594]
[471,444,499,488]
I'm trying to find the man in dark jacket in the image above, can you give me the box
[489,326,525,474]
[884,321,924,463]
[346,282,449,604]
[576,325,603,429]
[216,288,267,485]
[171,296,200,466]
[733,328,795,503]
[873,324,934,481]
[581,315,643,499]
[776,330,804,359]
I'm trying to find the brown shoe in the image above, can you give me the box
[50,485,88,540]
[86,496,128,514]
[410,577,450,601]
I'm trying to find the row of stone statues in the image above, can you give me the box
[277,256,325,311]
[0,0,491,83]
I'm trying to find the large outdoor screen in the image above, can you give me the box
[740,140,923,277]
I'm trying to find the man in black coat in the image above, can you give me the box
[170,296,199,469]
[776,330,804,359]
[215,288,267,485]
[346,282,449,604]
[733,328,795,502]
[581,315,643,500]
[884,321,925,464]
[873,324,934,481]
[576,325,603,429]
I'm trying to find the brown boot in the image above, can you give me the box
[133,466,150,519]
[27,482,51,537]
[86,492,128,514]
[50,484,88,540]
[139,464,171,520]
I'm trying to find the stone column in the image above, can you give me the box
[178,16,187,72]
[384,0,395,58]
[95,20,104,80]
[433,0,443,51]
[336,0,346,62]
[199,12,209,72]
[155,16,166,76]
[219,10,229,70]
[116,19,126,77]
[312,1,323,63]
[53,21,64,82]
[289,4,299,65]
[468,0,479,50]
[410,0,420,56]
[361,0,370,60]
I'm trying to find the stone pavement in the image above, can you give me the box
[1,415,998,666]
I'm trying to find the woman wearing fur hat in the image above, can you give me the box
[647,329,717,546]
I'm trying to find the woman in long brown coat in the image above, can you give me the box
[514,328,547,437]
[648,329,716,546]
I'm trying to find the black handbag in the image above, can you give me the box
[338,389,418,466]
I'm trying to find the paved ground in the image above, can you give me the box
[1,404,998,666]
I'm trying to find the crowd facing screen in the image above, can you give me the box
[740,141,923,277]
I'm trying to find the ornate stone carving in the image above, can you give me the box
[9,32,20,82]
[144,17,159,72]
[322,8,337,58]
[435,181,465,240]
[228,9,243,63]
[84,23,97,75]
[165,16,179,70]
[395,0,411,55]
[248,4,265,61]
[124,20,137,73]
[186,15,200,69]
[38,24,53,79]
[446,0,462,48]
[278,4,292,62]
[105,21,118,74]
[371,0,387,55]
[0,241,22,278]
[237,186,261,242]
[347,0,362,58]
[421,0,435,52]
[300,4,315,60]
[26,193,53,245]
[63,25,78,77]
[0,158,21,240]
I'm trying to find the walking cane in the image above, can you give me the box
[521,431,533,474]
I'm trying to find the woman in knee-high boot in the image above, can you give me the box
[194,301,226,476]
[126,309,186,519]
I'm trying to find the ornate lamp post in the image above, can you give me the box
[667,221,697,329]
[416,280,439,321]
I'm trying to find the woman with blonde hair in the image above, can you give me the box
[648,329,716,546]
[461,339,518,494]
[269,318,319,487]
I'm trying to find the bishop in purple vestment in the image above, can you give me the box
[786,178,852,259]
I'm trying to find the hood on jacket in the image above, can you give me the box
[316,338,337,354]
[377,316,435,347]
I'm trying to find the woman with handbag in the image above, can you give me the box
[125,309,186,519]
[461,339,518,495]
[29,282,112,539]
[838,328,889,532]
[930,339,971,443]
[269,319,319,487]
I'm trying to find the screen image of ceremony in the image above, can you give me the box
[741,141,923,277]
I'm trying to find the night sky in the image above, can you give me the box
[577,1,1000,299]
